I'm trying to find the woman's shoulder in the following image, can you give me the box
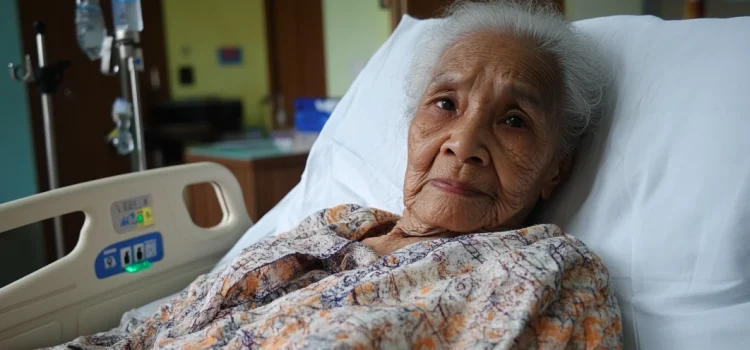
[514,223,565,240]
[288,204,401,239]
[512,223,613,288]
[514,224,597,257]
[303,204,399,224]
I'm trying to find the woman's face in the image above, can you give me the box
[402,31,568,235]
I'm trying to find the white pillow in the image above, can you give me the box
[538,15,750,350]
[273,14,750,350]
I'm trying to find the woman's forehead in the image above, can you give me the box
[440,31,549,65]
[434,31,562,101]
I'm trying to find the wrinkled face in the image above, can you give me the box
[402,31,567,235]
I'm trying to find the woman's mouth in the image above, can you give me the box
[430,179,485,197]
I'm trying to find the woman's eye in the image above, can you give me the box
[504,116,526,128]
[436,99,456,111]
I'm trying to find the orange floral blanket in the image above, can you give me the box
[51,204,621,349]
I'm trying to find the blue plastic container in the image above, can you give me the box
[294,98,339,133]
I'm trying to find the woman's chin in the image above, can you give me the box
[412,188,493,233]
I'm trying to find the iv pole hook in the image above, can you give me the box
[9,54,34,82]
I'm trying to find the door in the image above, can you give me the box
[16,0,170,260]
[387,0,565,29]
[387,0,454,29]
[264,0,327,130]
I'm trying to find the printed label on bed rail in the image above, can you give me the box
[95,232,164,279]
[111,194,155,233]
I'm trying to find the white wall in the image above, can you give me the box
[565,0,644,20]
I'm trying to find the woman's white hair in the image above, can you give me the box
[406,0,607,156]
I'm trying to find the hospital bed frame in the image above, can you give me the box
[0,163,252,349]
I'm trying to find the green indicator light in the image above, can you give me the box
[136,214,144,223]
[124,260,152,273]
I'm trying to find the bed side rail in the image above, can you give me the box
[0,162,252,349]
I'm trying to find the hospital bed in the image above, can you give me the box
[2,14,750,350]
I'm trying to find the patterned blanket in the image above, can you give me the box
[51,204,621,349]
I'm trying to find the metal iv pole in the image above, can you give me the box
[75,0,146,172]
[8,21,70,259]
[102,29,147,172]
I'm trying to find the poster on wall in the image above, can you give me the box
[218,47,243,65]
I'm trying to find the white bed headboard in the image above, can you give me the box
[0,162,252,349]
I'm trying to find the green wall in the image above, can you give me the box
[322,0,390,97]
[162,0,270,127]
[0,0,46,287]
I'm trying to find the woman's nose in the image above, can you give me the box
[441,124,490,166]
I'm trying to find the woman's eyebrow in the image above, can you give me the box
[510,84,546,112]
[430,71,466,87]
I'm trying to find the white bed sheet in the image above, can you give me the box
[132,185,298,317]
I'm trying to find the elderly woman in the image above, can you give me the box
[54,1,620,349]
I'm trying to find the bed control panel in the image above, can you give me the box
[95,232,164,279]
[110,194,155,233]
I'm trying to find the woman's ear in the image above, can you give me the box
[540,153,573,200]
